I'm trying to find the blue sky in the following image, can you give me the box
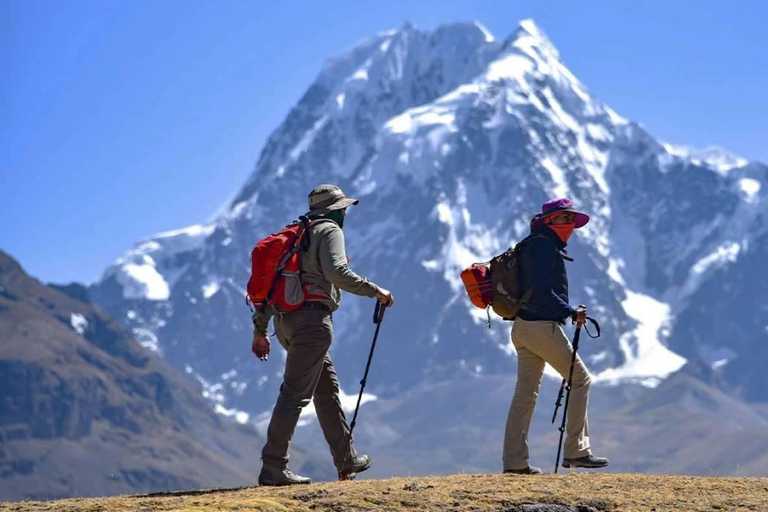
[2,0,766,284]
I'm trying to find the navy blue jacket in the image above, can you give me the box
[517,227,575,323]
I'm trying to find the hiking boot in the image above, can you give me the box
[562,454,609,469]
[258,465,312,486]
[338,454,372,480]
[503,466,543,475]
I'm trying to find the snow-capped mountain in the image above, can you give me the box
[90,20,768,420]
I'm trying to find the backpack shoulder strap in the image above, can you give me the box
[516,233,572,261]
[301,217,336,251]
[308,218,336,228]
[514,233,549,251]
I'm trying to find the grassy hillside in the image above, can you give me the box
[5,473,767,511]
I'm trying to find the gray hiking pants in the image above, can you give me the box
[503,318,592,470]
[261,307,356,470]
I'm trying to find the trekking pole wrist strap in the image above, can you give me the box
[583,316,601,338]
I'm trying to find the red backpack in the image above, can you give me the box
[246,217,327,314]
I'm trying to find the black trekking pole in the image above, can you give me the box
[551,380,566,424]
[553,321,582,474]
[552,311,601,474]
[339,300,387,481]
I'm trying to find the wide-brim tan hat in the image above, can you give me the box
[305,184,359,216]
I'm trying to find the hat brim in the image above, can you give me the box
[543,208,590,228]
[305,197,359,217]
[574,212,590,229]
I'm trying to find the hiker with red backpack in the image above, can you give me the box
[249,184,394,486]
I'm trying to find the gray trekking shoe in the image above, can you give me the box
[503,466,543,475]
[338,454,372,480]
[258,465,312,486]
[562,454,609,469]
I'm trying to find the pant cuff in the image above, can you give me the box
[563,448,591,459]
[261,455,288,469]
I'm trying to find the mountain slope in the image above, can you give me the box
[0,250,325,501]
[89,18,768,432]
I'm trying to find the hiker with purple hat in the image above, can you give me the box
[502,198,609,474]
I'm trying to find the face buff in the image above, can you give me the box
[327,209,346,229]
[548,222,575,243]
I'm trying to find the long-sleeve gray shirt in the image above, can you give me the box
[252,219,380,335]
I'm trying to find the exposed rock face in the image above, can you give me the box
[0,250,326,500]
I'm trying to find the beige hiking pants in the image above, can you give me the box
[502,318,592,471]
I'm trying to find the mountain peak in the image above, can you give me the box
[518,18,546,39]
[505,18,559,60]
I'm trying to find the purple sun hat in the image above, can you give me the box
[541,198,590,228]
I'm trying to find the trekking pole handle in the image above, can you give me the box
[374,300,387,324]
[572,304,587,325]
[571,305,601,338]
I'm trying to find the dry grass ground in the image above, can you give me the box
[3,473,768,511]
